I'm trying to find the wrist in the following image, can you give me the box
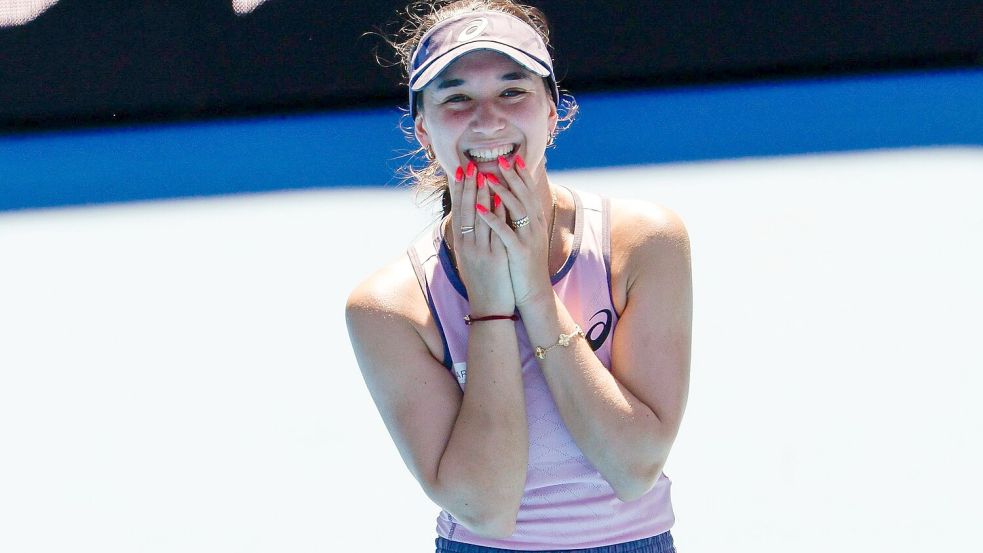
[515,288,557,313]
[464,313,518,325]
[467,301,516,319]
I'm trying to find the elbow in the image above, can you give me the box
[425,479,520,539]
[457,509,518,539]
[613,479,655,503]
[611,460,664,503]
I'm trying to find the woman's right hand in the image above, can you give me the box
[450,160,515,316]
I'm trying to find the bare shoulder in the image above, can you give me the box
[345,253,443,364]
[346,254,422,326]
[607,197,691,312]
[609,197,690,256]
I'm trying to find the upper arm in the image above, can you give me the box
[609,200,692,459]
[345,260,464,499]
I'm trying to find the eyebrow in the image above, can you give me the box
[436,78,465,90]
[435,71,532,90]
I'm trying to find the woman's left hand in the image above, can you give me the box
[475,155,554,308]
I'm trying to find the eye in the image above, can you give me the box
[442,94,470,104]
[501,88,528,98]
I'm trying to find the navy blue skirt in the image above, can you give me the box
[435,530,676,553]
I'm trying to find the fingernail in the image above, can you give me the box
[476,173,485,189]
[493,195,501,208]
[475,203,489,214]
[455,166,464,182]
[466,161,477,177]
[515,155,526,170]
[485,173,500,185]
[498,155,510,170]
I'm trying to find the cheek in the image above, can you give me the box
[423,114,466,171]
[426,111,469,146]
[516,102,553,138]
[434,110,471,134]
[519,115,552,147]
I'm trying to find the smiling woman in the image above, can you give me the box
[386,0,577,218]
[346,2,692,552]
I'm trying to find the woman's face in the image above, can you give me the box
[415,50,558,182]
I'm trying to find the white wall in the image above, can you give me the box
[1,148,980,552]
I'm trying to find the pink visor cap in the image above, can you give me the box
[408,11,560,119]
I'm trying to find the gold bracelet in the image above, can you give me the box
[534,324,585,359]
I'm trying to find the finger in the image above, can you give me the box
[447,164,464,234]
[474,172,491,248]
[458,161,478,241]
[492,188,505,218]
[497,155,539,217]
[513,153,530,179]
[490,189,507,253]
[476,201,521,250]
[513,154,543,218]
[486,173,526,225]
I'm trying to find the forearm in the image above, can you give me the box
[433,319,527,535]
[518,291,667,501]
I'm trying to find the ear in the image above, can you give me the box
[547,98,559,137]
[414,113,431,150]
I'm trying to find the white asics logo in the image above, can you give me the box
[458,18,488,42]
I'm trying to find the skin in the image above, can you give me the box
[346,49,692,539]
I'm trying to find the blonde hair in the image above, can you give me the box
[379,0,578,217]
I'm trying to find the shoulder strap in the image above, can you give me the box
[601,195,612,281]
[406,243,430,304]
[405,233,454,370]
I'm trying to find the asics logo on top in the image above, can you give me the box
[458,18,488,42]
[585,309,613,352]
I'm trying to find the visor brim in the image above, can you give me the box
[410,41,552,92]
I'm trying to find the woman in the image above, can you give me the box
[346,2,692,551]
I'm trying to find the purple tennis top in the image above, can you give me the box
[407,187,674,550]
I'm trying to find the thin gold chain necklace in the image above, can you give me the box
[546,189,558,275]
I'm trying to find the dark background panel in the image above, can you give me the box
[1,1,981,132]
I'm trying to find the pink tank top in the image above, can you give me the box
[407,188,674,550]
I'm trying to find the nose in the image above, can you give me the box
[469,100,506,135]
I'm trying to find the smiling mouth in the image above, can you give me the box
[466,144,517,163]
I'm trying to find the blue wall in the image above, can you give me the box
[3,69,982,212]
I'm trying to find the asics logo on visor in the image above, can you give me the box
[457,18,488,42]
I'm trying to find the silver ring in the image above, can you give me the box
[460,226,475,234]
[510,216,530,229]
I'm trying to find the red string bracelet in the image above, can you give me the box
[463,314,519,325]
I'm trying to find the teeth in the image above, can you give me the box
[468,144,514,161]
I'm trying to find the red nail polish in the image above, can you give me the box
[476,173,485,188]
[498,155,510,170]
[515,155,526,170]
[475,203,489,214]
[485,173,500,185]
[493,195,501,208]
[466,161,477,177]
[455,166,464,181]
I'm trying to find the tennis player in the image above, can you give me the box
[347,2,692,551]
